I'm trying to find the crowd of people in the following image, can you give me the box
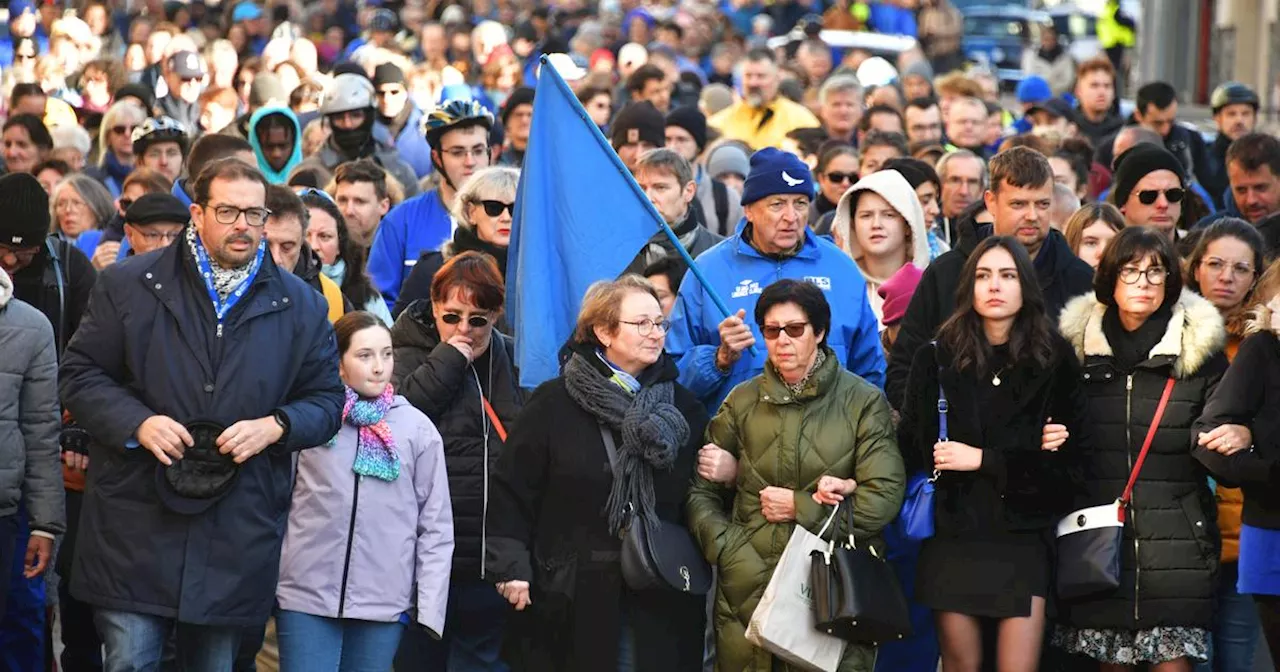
[4,0,1280,672]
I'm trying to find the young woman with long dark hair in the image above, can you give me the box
[898,236,1091,671]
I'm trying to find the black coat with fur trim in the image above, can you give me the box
[1056,289,1229,630]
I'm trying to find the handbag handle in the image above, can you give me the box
[932,351,946,482]
[1118,377,1176,518]
[817,501,859,554]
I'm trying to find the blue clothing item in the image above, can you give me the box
[247,106,304,184]
[75,230,103,259]
[925,228,947,261]
[390,105,433,178]
[95,609,241,672]
[0,508,43,672]
[666,220,886,413]
[367,189,452,304]
[393,578,508,672]
[1193,188,1242,230]
[1196,562,1263,672]
[1239,524,1280,596]
[172,178,193,208]
[868,3,918,37]
[0,34,48,69]
[276,609,404,672]
[875,519,940,672]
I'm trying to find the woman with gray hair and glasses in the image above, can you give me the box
[52,174,118,260]
[392,165,519,320]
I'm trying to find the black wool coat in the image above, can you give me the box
[1056,290,1229,630]
[898,337,1091,537]
[485,347,708,672]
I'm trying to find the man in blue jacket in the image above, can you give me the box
[367,98,493,305]
[666,147,886,413]
[59,158,343,670]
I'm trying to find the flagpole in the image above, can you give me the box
[536,56,756,356]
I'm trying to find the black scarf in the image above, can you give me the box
[1103,301,1174,372]
[561,352,689,535]
[451,225,509,276]
[1038,43,1065,63]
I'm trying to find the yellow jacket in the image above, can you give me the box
[708,96,822,151]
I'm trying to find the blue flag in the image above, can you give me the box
[506,60,661,388]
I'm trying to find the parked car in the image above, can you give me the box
[961,5,1049,89]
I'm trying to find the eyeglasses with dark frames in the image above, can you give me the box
[199,203,272,227]
[478,200,514,217]
[441,313,490,328]
[1135,188,1185,206]
[1118,266,1169,285]
[618,318,671,336]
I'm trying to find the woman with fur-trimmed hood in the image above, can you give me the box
[830,169,931,328]
[1054,226,1228,669]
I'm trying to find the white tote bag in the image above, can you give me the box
[746,508,846,672]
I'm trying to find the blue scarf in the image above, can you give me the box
[596,349,641,395]
[187,227,265,330]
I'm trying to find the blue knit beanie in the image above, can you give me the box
[740,148,815,206]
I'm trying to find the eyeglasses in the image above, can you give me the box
[16,53,35,61]
[56,199,87,212]
[619,318,671,336]
[1136,188,1185,205]
[442,146,489,160]
[376,88,404,98]
[295,186,336,205]
[133,229,183,243]
[478,199,513,217]
[1200,257,1256,279]
[441,312,491,328]
[111,124,135,136]
[118,198,133,212]
[824,171,856,184]
[200,203,272,227]
[761,322,810,340]
[1118,266,1169,285]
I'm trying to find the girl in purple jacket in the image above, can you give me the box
[276,311,454,671]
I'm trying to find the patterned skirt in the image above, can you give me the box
[1051,625,1210,665]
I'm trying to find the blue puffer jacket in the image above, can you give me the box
[666,220,886,413]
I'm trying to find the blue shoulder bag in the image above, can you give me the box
[898,358,946,541]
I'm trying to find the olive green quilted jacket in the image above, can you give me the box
[687,348,905,672]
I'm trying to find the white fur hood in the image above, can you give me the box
[1057,288,1225,379]
[830,169,930,278]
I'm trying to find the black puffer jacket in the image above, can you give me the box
[390,299,523,579]
[1056,289,1228,630]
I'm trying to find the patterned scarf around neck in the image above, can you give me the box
[329,384,401,482]
[562,352,689,535]
[779,348,828,398]
[186,226,253,302]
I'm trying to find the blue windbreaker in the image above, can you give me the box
[666,221,886,413]
[366,189,452,303]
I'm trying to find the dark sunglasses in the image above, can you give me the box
[118,197,133,212]
[825,171,857,184]
[760,322,809,340]
[111,124,135,136]
[441,313,490,328]
[1136,188,1185,205]
[479,200,514,217]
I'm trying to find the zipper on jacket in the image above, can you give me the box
[1126,374,1140,624]
[338,474,361,618]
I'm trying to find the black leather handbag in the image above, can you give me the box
[810,501,912,645]
[598,424,712,595]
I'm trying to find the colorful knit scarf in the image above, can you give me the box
[331,384,401,482]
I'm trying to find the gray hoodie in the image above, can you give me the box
[830,169,932,325]
[276,394,453,635]
[0,267,65,536]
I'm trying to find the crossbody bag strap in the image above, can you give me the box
[1120,377,1176,509]
[598,423,618,469]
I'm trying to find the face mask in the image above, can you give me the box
[321,258,347,284]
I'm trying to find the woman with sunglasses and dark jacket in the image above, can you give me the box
[392,167,518,322]
[389,251,524,670]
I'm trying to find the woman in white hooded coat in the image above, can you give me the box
[831,169,933,328]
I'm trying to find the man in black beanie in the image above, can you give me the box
[0,172,96,353]
[1110,143,1187,239]
[499,87,534,168]
[666,105,743,235]
[372,62,432,179]
[610,101,665,174]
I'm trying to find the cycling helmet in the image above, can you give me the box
[132,116,190,157]
[422,98,495,150]
[1211,82,1260,113]
[319,73,375,116]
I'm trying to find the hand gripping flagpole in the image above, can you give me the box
[536,55,756,356]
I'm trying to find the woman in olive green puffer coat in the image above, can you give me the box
[687,298,906,672]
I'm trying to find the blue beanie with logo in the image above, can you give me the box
[740,148,815,206]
